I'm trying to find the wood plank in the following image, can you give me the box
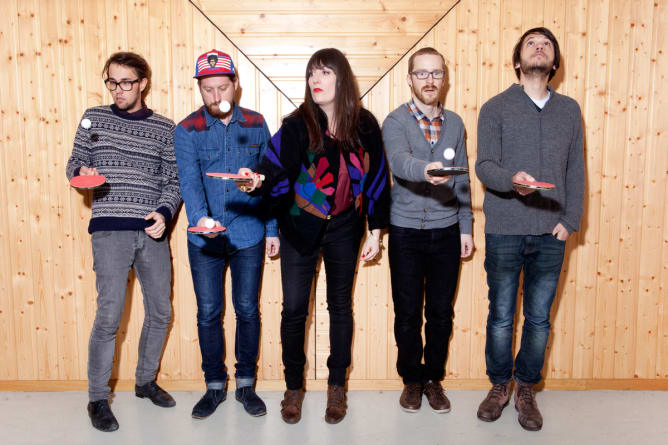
[198,0,459,13]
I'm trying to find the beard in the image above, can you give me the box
[412,83,442,106]
[205,102,233,119]
[114,94,142,111]
[518,54,553,78]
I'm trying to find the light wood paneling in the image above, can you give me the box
[0,0,667,390]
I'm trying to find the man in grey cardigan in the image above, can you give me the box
[382,47,474,414]
[475,28,584,431]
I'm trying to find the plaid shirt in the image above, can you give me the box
[406,99,444,146]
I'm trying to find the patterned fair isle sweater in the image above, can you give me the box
[66,104,181,233]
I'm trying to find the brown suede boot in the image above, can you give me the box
[514,381,543,431]
[280,389,304,424]
[325,385,347,424]
[477,381,511,422]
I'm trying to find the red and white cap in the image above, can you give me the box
[193,50,236,79]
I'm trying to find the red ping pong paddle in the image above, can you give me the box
[70,175,106,189]
[187,226,226,235]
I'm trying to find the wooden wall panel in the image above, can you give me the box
[0,0,667,390]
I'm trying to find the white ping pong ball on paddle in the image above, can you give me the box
[204,218,215,229]
[218,101,231,113]
[443,148,455,160]
[81,118,91,129]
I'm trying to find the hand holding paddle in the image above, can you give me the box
[424,161,450,185]
[512,171,537,195]
[194,216,224,238]
[236,168,264,192]
[144,211,166,239]
[80,165,99,176]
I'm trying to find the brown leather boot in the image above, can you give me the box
[399,383,423,412]
[423,380,451,413]
[325,385,347,424]
[477,381,511,422]
[514,381,543,431]
[280,389,304,424]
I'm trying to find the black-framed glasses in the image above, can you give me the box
[104,78,140,91]
[410,70,445,80]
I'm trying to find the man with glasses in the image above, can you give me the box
[66,52,181,432]
[382,47,474,414]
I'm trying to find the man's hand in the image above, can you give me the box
[512,171,537,195]
[460,233,474,258]
[145,212,166,239]
[424,161,451,185]
[552,223,569,241]
[196,216,223,239]
[266,237,280,257]
[79,165,99,176]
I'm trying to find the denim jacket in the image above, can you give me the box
[174,105,278,250]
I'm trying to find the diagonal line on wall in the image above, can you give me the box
[360,0,461,100]
[189,0,461,105]
[188,0,298,108]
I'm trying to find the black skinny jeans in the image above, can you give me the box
[279,209,364,389]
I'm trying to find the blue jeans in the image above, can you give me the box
[484,233,565,385]
[389,224,461,384]
[88,231,172,402]
[187,239,264,388]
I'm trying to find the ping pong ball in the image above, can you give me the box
[443,148,455,160]
[81,118,92,129]
[204,218,215,229]
[219,101,231,113]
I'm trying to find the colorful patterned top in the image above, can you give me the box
[255,107,390,253]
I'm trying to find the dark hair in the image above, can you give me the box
[408,47,445,73]
[512,27,561,81]
[291,48,360,153]
[102,52,152,100]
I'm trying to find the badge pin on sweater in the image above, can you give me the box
[69,117,107,189]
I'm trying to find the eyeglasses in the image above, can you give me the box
[410,70,445,80]
[104,79,140,91]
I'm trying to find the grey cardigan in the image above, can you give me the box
[382,104,473,234]
[476,84,584,235]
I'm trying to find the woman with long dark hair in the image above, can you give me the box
[239,48,390,424]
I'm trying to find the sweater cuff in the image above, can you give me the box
[459,218,473,235]
[156,206,172,225]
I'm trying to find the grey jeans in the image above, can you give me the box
[88,230,172,402]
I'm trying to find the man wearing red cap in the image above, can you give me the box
[174,50,279,419]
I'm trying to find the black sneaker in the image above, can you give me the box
[87,399,119,432]
[235,386,267,416]
[192,389,227,419]
[135,381,176,408]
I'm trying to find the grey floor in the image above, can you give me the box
[1,390,666,445]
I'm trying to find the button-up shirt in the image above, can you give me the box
[407,99,444,146]
[174,104,277,250]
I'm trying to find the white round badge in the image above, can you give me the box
[81,118,92,129]
[443,147,455,160]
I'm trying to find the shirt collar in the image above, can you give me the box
[407,98,444,122]
[203,103,245,128]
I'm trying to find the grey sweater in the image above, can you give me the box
[476,84,584,235]
[382,104,473,234]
